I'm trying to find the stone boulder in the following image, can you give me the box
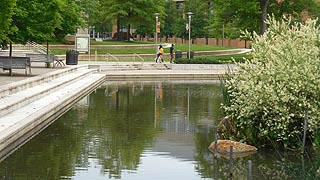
[208,140,257,159]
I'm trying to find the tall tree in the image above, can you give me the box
[259,0,269,35]
[0,0,17,45]
[5,0,83,44]
[10,0,62,44]
[55,0,84,40]
[162,0,178,39]
[184,0,212,38]
[79,0,109,38]
[100,0,165,41]
[172,0,213,39]
[209,0,320,37]
[208,0,260,38]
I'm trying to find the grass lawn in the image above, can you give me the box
[90,40,153,45]
[174,53,250,64]
[50,42,233,55]
[62,53,249,63]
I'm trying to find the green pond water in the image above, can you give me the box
[0,81,319,180]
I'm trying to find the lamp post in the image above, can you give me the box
[186,12,193,59]
[154,13,160,55]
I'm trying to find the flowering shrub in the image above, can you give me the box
[222,16,320,148]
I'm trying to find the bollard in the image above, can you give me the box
[229,146,233,177]
[247,160,252,180]
[95,50,97,61]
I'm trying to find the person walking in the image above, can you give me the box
[155,45,161,63]
[159,45,164,63]
[170,44,174,63]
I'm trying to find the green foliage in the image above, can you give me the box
[0,0,83,44]
[0,0,16,44]
[209,0,320,38]
[79,0,107,33]
[208,0,261,38]
[172,0,212,39]
[174,54,249,64]
[222,16,320,149]
[269,0,320,21]
[11,0,62,43]
[100,0,165,38]
[55,0,83,40]
[161,0,178,38]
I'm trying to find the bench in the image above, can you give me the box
[26,53,55,67]
[0,56,31,76]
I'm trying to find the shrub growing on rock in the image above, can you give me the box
[222,16,320,149]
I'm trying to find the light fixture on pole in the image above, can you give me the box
[186,12,193,59]
[154,13,160,55]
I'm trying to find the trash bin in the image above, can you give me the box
[66,50,79,65]
[187,51,194,59]
[175,50,182,59]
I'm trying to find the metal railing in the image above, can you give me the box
[133,54,144,65]
[105,53,119,62]
[26,41,49,54]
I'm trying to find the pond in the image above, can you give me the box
[0,81,319,179]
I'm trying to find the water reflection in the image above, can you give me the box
[0,81,319,179]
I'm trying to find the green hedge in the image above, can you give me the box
[222,17,320,149]
[174,54,250,64]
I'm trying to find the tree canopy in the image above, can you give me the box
[209,0,320,37]
[0,0,83,45]
[99,0,165,40]
[1,0,319,44]
[0,0,16,45]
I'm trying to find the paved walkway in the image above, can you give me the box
[0,61,233,86]
[0,63,65,85]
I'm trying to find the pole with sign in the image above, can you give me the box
[186,12,193,59]
[157,22,161,34]
[155,13,160,60]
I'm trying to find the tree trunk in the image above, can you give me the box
[46,40,49,55]
[127,24,130,41]
[117,15,120,41]
[9,42,12,57]
[259,0,269,35]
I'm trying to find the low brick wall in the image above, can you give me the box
[141,37,251,49]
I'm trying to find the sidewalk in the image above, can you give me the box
[0,63,65,85]
[0,61,234,86]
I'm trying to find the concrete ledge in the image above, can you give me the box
[104,70,229,80]
[169,64,237,71]
[0,68,96,117]
[0,73,105,161]
[0,65,87,98]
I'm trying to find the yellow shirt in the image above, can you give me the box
[159,48,164,54]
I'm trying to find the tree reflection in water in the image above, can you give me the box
[0,81,319,179]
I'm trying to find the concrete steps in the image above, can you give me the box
[0,68,96,117]
[98,62,170,71]
[0,66,81,98]
[139,63,170,70]
[0,65,105,161]
[100,63,140,71]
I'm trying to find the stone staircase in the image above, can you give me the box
[0,65,105,161]
[97,62,171,71]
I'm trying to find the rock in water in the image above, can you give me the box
[208,140,257,159]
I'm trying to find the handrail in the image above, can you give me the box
[134,54,144,65]
[105,53,119,62]
[105,53,120,69]
[26,41,50,54]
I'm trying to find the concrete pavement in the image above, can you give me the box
[0,61,236,85]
